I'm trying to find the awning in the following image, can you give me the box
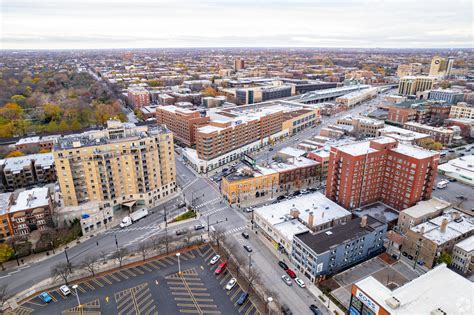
[122,200,136,208]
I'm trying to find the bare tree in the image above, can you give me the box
[112,248,128,267]
[210,227,226,251]
[0,284,8,311]
[51,262,73,285]
[81,255,100,277]
[150,236,162,251]
[137,242,152,261]
[99,250,108,264]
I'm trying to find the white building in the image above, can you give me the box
[451,235,473,275]
[438,155,474,186]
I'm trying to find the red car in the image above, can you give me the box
[215,261,227,275]
[286,268,296,278]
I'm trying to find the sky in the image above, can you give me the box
[1,0,473,49]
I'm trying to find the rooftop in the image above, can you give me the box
[402,197,451,219]
[295,215,385,253]
[10,187,50,213]
[455,235,474,252]
[0,193,12,215]
[390,143,437,159]
[2,153,54,173]
[355,264,473,315]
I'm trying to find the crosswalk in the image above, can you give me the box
[105,224,161,234]
[194,197,222,209]
[200,206,228,217]
[224,225,246,235]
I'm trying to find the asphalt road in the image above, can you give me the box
[432,173,474,211]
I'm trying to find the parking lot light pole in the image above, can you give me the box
[176,253,181,276]
[72,284,81,308]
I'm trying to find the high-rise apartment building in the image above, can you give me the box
[326,138,439,211]
[234,58,245,71]
[429,55,454,78]
[398,76,434,96]
[54,120,176,207]
[155,106,210,146]
[127,86,151,109]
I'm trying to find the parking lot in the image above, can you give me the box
[432,173,474,211]
[325,254,419,308]
[12,244,260,315]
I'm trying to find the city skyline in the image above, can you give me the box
[1,0,473,49]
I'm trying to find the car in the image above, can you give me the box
[449,178,457,182]
[225,278,237,290]
[237,292,249,305]
[309,304,322,315]
[210,255,220,265]
[286,268,296,278]
[407,255,414,260]
[294,277,305,288]
[222,168,228,172]
[175,229,187,235]
[278,261,289,270]
[39,292,52,303]
[245,207,254,213]
[281,275,292,286]
[215,261,227,274]
[292,190,301,196]
[277,195,287,201]
[242,232,249,239]
[402,251,408,257]
[194,224,205,230]
[281,305,293,315]
[269,147,274,151]
[59,285,71,296]
[243,245,253,252]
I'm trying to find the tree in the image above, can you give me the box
[0,244,14,271]
[0,284,8,311]
[39,148,51,153]
[43,104,62,122]
[151,236,162,251]
[437,252,452,265]
[51,262,73,285]
[5,150,25,158]
[0,103,24,121]
[81,255,100,277]
[138,242,152,261]
[202,87,218,97]
[420,138,443,151]
[210,228,226,251]
[112,248,128,267]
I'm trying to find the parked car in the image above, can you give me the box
[408,255,414,260]
[237,292,249,305]
[59,285,71,296]
[225,278,237,290]
[242,232,249,239]
[215,261,227,274]
[210,255,220,265]
[292,190,301,196]
[278,261,289,270]
[286,268,296,279]
[277,195,286,201]
[243,245,253,252]
[175,229,188,235]
[194,224,205,230]
[309,304,322,315]
[39,292,52,303]
[281,275,292,286]
[245,207,254,213]
[294,277,305,288]
[269,147,274,151]
[281,305,293,315]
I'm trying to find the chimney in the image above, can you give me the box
[290,207,300,219]
[308,212,314,228]
[360,216,368,228]
[440,218,448,233]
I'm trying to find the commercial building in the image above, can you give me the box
[8,187,53,236]
[437,155,474,186]
[54,120,177,208]
[396,197,451,234]
[201,96,226,108]
[349,264,472,315]
[449,103,474,119]
[155,106,210,146]
[281,107,320,136]
[377,125,430,145]
[428,89,464,104]
[429,55,454,77]
[292,215,387,282]
[254,192,351,255]
[336,115,385,137]
[127,86,151,109]
[451,235,473,275]
[0,153,56,191]
[286,85,371,104]
[225,84,294,105]
[326,138,439,211]
[402,208,474,268]
[403,122,454,146]
[384,100,450,126]
[335,87,378,108]
[397,76,434,96]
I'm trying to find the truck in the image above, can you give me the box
[120,208,149,228]
[436,180,449,189]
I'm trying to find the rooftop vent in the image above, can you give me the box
[385,297,400,309]
[430,308,447,315]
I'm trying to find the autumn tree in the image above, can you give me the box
[6,150,25,158]
[0,103,24,121]
[420,138,443,151]
[0,244,14,271]
[202,87,218,97]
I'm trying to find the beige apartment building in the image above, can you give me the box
[449,103,474,119]
[398,76,434,96]
[54,120,177,208]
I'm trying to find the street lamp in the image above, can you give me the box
[176,253,181,276]
[267,296,273,315]
[72,284,81,308]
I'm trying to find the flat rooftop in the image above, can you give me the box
[401,197,451,219]
[10,187,50,213]
[2,153,54,172]
[0,193,12,215]
[296,215,384,254]
[455,235,474,252]
[355,264,473,315]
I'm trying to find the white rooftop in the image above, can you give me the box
[277,147,306,158]
[455,235,474,252]
[16,136,40,145]
[402,197,451,219]
[0,193,12,215]
[355,264,473,315]
[3,153,54,172]
[438,155,474,186]
[10,187,50,213]
[336,140,378,156]
[391,143,437,159]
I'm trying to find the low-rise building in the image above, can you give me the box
[292,215,387,282]
[403,122,454,146]
[350,264,472,315]
[402,208,474,268]
[0,193,13,239]
[335,87,378,108]
[336,115,384,137]
[437,155,474,186]
[397,197,451,234]
[429,89,464,104]
[254,192,352,255]
[449,102,474,119]
[377,125,430,145]
[451,235,473,275]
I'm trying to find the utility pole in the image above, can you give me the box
[114,234,119,252]
[164,205,169,254]
[64,248,71,272]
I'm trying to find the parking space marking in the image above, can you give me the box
[219,273,232,285]
[238,298,250,312]
[123,268,137,277]
[200,247,212,258]
[163,257,175,265]
[116,270,129,280]
[83,281,95,290]
[75,284,86,293]
[91,278,104,287]
[100,276,113,285]
[62,299,100,314]
[144,304,157,315]
[131,266,145,275]
[231,287,242,301]
[139,264,153,272]
[183,251,195,259]
[204,251,216,261]
[147,261,162,269]
[115,283,155,315]
[171,292,212,297]
[14,305,34,314]
[245,304,256,315]
[155,260,168,267]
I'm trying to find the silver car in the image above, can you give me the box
[281,275,292,286]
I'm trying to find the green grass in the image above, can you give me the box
[173,210,196,222]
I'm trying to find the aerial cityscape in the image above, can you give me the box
[0,1,473,315]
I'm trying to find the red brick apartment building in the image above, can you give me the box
[127,87,151,109]
[155,106,210,146]
[326,138,439,211]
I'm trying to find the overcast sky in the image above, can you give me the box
[1,0,473,49]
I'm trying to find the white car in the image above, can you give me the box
[281,275,292,286]
[294,277,305,288]
[225,278,237,290]
[59,285,71,296]
[210,255,220,265]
